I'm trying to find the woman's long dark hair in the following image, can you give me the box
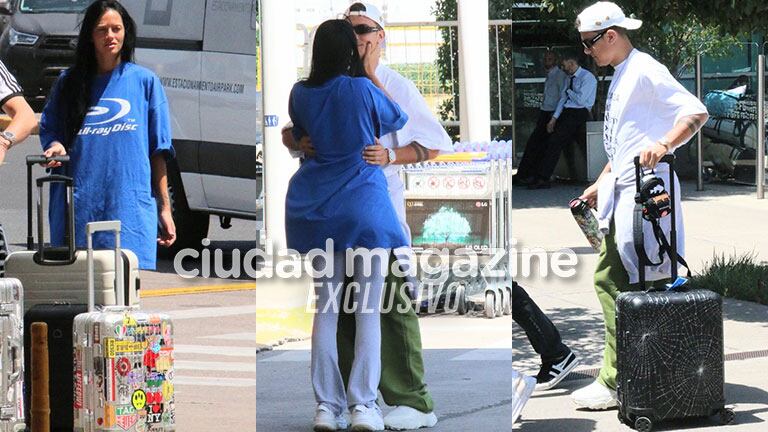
[303,19,363,87]
[57,0,136,147]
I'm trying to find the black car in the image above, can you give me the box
[0,0,94,111]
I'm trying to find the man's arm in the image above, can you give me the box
[639,112,709,168]
[567,74,597,109]
[2,95,36,143]
[362,141,438,165]
[151,153,176,247]
[548,82,569,132]
[579,161,612,209]
[281,125,315,158]
[0,95,37,163]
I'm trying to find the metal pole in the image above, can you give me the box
[510,27,517,166]
[261,0,298,253]
[696,53,704,191]
[757,54,765,199]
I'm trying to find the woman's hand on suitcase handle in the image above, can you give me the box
[42,142,67,168]
[579,182,598,209]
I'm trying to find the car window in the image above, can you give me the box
[19,0,94,13]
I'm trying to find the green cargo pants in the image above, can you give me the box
[594,222,668,390]
[337,254,434,413]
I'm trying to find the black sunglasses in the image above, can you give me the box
[581,29,609,50]
[352,24,381,35]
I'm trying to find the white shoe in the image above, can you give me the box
[571,380,618,410]
[511,371,536,424]
[350,404,385,431]
[383,406,438,430]
[314,404,348,431]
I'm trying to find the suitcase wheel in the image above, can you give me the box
[634,416,653,432]
[719,408,735,425]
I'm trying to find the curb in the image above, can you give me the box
[141,282,255,298]
[255,277,314,349]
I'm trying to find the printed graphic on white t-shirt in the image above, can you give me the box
[603,90,619,160]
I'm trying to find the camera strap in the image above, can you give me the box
[633,202,692,282]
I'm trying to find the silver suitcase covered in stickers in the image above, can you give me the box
[0,278,24,432]
[73,221,175,432]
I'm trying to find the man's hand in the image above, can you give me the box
[0,145,7,165]
[297,136,316,158]
[639,141,668,169]
[157,208,177,247]
[546,118,557,134]
[363,140,389,166]
[42,142,67,168]
[579,182,599,209]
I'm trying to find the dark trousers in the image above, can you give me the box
[535,107,590,180]
[516,110,554,179]
[512,281,569,363]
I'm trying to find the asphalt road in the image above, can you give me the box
[257,314,513,432]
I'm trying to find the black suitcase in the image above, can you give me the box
[24,304,87,432]
[616,155,734,432]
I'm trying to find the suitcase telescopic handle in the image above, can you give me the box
[34,175,76,265]
[25,155,72,254]
[86,221,124,312]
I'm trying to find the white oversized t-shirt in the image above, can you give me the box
[376,64,454,243]
[597,49,707,284]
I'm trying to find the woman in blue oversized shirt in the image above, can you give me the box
[287,19,407,431]
[40,0,175,270]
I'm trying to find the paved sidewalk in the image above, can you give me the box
[513,180,768,431]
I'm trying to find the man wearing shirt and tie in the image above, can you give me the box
[528,53,597,189]
[513,50,568,186]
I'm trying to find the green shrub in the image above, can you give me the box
[692,252,768,305]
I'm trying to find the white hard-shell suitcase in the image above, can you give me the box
[73,222,175,432]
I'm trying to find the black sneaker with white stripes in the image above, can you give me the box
[534,350,580,391]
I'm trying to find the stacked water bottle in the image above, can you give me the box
[450,140,513,162]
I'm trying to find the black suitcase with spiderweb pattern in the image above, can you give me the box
[615,155,734,432]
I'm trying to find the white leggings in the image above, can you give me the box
[311,249,389,415]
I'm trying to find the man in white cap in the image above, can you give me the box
[283,3,452,430]
[572,1,708,409]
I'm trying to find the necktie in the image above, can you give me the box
[566,75,575,105]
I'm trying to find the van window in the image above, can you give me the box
[20,0,94,13]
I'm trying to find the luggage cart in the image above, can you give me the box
[403,141,513,318]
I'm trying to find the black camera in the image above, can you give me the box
[636,171,671,221]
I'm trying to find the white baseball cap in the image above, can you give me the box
[343,2,385,29]
[576,2,642,33]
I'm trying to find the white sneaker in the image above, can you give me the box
[571,380,618,410]
[350,404,385,431]
[383,406,438,430]
[314,404,348,431]
[511,371,536,424]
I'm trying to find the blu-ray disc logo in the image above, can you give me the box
[78,98,138,137]
[84,98,131,125]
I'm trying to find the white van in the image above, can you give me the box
[127,0,262,251]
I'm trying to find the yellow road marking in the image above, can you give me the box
[141,283,255,298]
